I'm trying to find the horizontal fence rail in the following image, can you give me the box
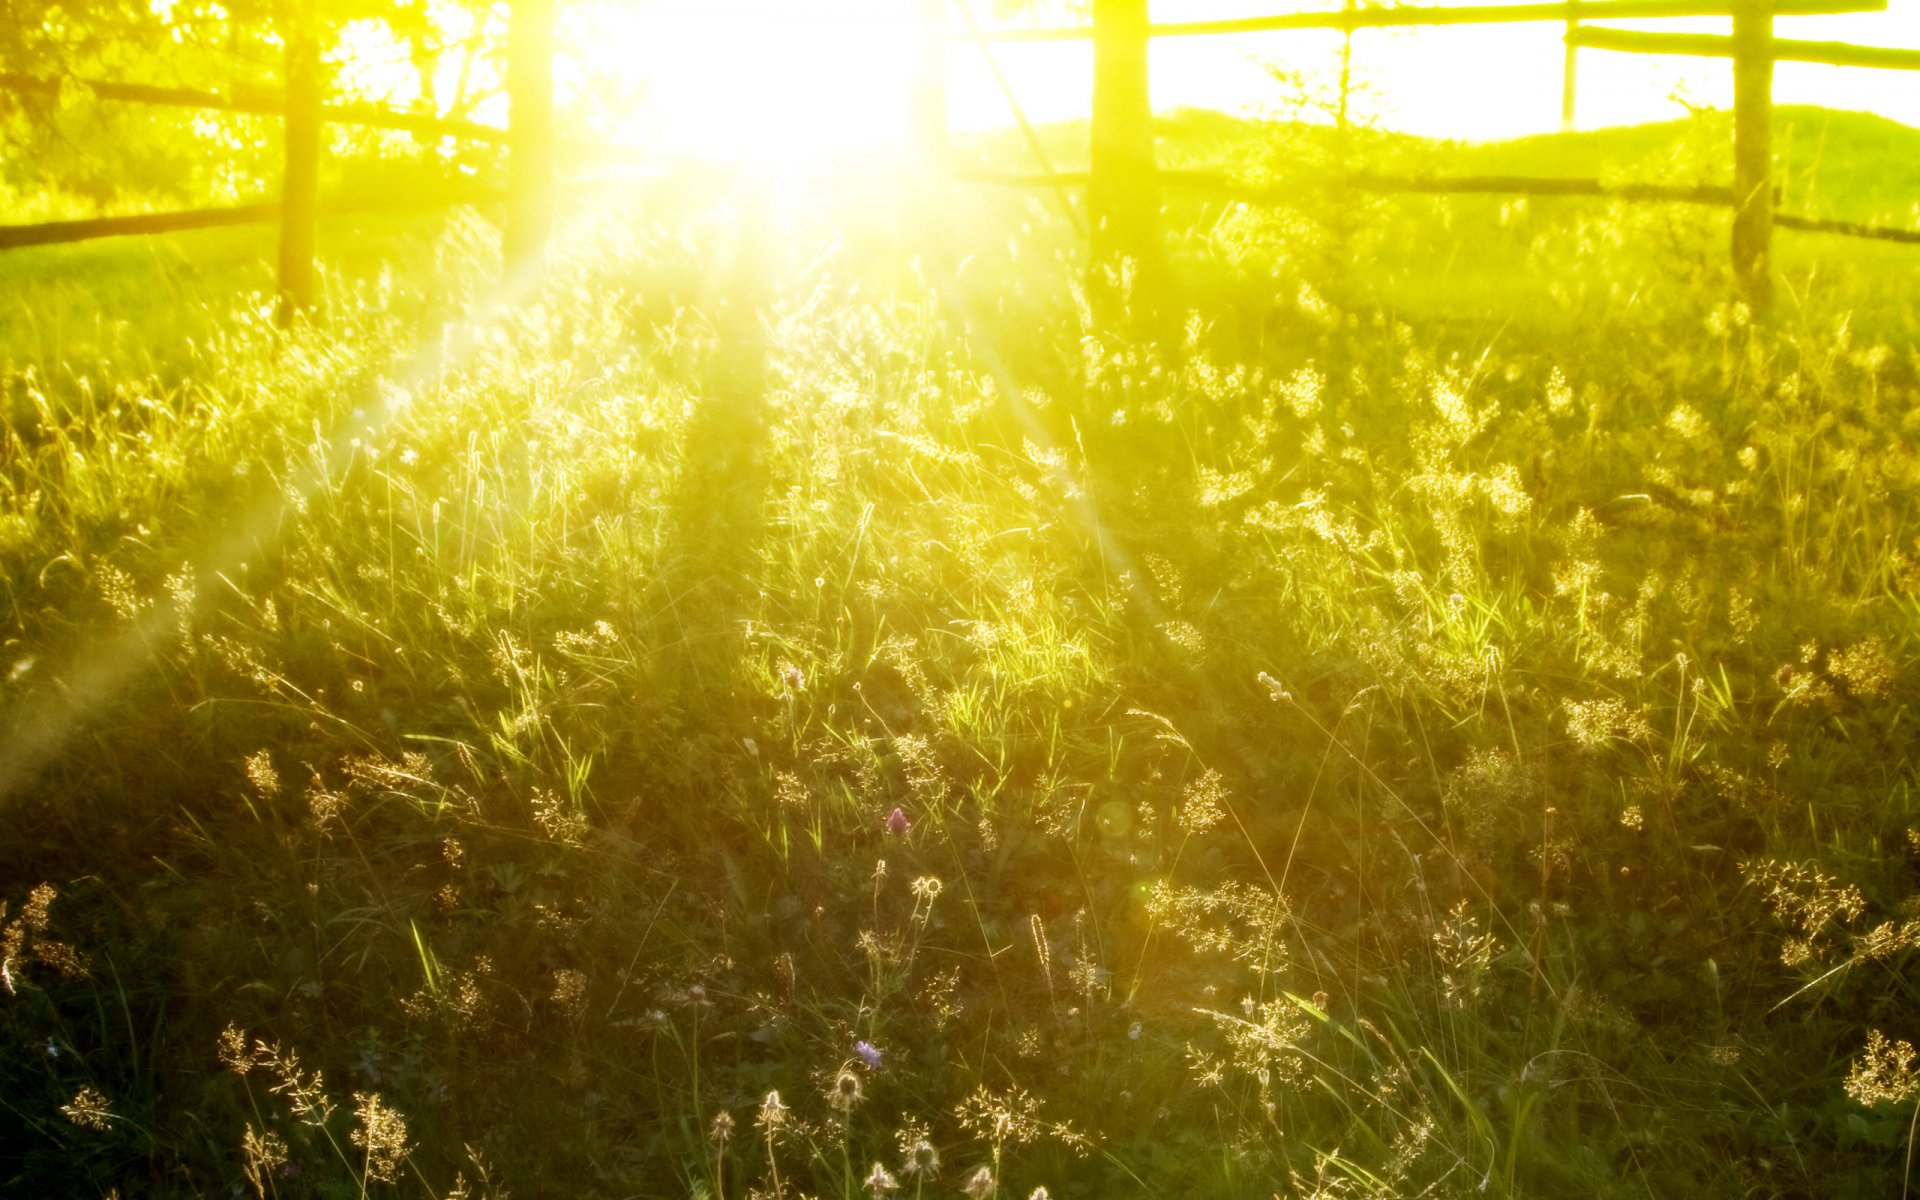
[1565,27,1920,69]
[1345,172,1739,205]
[1773,211,1920,243]
[0,186,505,251]
[954,165,1920,241]
[956,0,1884,43]
[0,72,513,143]
[0,171,685,252]
[958,168,1741,206]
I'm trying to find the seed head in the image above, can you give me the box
[828,1067,864,1112]
[964,1165,995,1200]
[902,1137,940,1178]
[756,1089,789,1133]
[60,1085,112,1131]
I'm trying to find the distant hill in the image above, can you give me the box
[959,104,1920,229]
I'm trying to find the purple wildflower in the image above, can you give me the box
[854,1040,883,1070]
[885,807,909,836]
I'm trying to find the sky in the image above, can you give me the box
[956,1,1920,140]
[580,0,1920,159]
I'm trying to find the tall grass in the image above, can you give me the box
[2,131,1918,1198]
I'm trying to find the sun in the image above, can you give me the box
[576,0,926,169]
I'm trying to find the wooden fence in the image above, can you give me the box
[4,0,1919,324]
[0,1,564,325]
[955,0,1910,318]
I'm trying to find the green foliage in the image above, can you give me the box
[3,113,1920,1198]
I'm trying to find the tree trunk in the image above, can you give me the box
[1087,0,1163,322]
[505,0,555,272]
[1731,0,1773,317]
[276,0,321,327]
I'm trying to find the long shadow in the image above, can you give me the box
[652,183,776,691]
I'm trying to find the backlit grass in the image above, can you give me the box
[3,113,1919,1198]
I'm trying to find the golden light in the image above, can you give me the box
[351,0,1920,176]
[577,0,925,168]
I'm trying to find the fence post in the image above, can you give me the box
[276,0,322,326]
[505,0,555,272]
[1731,0,1773,316]
[1561,0,1579,129]
[1088,0,1164,324]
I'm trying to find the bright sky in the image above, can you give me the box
[1125,1,1920,139]
[573,0,1920,159]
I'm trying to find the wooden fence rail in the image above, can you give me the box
[0,72,515,143]
[958,163,1920,241]
[0,168,690,251]
[0,186,509,252]
[1567,27,1920,69]
[961,168,1745,207]
[957,0,1882,42]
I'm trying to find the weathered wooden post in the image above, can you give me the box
[1731,0,1774,316]
[505,0,556,272]
[275,0,322,326]
[1088,0,1164,321]
[1561,0,1580,129]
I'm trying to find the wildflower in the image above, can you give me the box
[709,1110,735,1145]
[855,1039,883,1069]
[864,1162,900,1193]
[827,1067,865,1112]
[964,1165,995,1199]
[756,1089,789,1133]
[886,807,910,835]
[901,1136,940,1178]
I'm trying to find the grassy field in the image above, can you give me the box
[3,109,1919,1198]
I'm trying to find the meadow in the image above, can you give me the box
[2,108,1919,1198]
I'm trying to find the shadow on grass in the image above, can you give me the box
[653,189,777,692]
